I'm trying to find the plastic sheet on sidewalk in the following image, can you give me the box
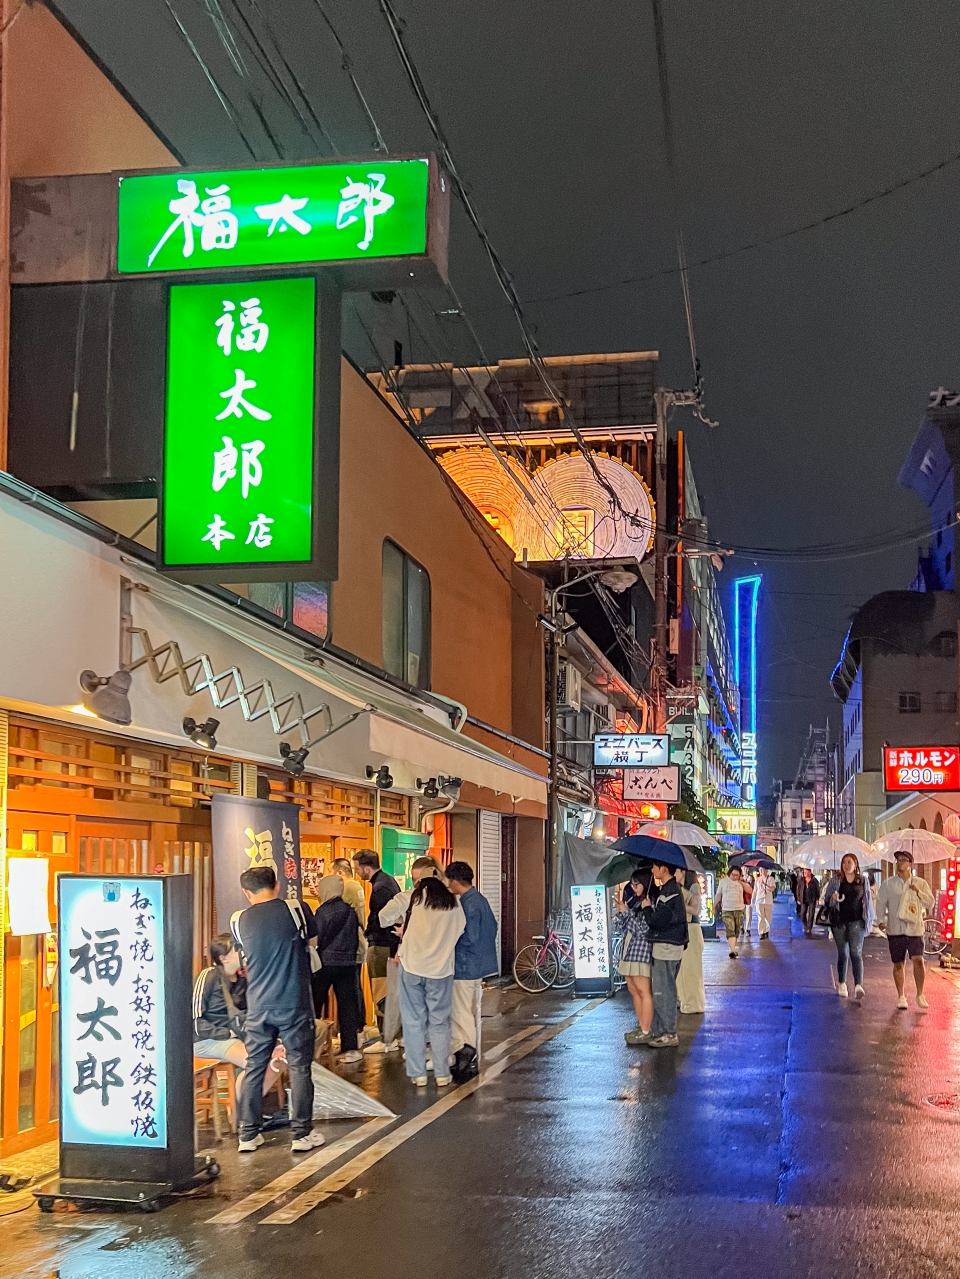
[311,1062,395,1121]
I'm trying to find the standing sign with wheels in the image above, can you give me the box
[569,884,613,997]
[34,874,218,1214]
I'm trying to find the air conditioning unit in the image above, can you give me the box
[557,662,582,713]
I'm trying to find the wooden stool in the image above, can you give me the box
[194,1057,239,1140]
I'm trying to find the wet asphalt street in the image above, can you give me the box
[8,896,960,1279]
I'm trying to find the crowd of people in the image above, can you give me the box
[192,843,939,1143]
[192,850,499,1154]
[615,849,940,1051]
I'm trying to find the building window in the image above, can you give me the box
[899,692,921,713]
[242,582,331,639]
[932,633,957,658]
[382,540,431,688]
[936,691,958,714]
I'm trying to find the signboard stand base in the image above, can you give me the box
[34,1156,220,1214]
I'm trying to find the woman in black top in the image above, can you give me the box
[313,876,364,1063]
[822,854,871,999]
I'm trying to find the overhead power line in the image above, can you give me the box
[528,142,960,309]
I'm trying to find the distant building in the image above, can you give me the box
[376,353,744,836]
[833,392,960,841]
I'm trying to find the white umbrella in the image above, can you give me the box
[789,834,878,871]
[871,827,956,865]
[636,820,720,849]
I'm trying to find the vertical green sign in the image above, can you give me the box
[118,160,430,275]
[162,275,315,571]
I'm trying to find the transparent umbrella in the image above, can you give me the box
[871,828,956,865]
[636,820,720,849]
[789,834,878,871]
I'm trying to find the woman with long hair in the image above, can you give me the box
[821,853,874,999]
[617,868,655,1044]
[396,875,465,1087]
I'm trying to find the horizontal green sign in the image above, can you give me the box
[118,159,429,275]
[162,275,316,570]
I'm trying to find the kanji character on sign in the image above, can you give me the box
[74,1053,124,1106]
[202,514,235,552]
[336,172,395,250]
[246,513,274,548]
[68,928,123,986]
[255,193,311,236]
[77,996,121,1042]
[216,369,272,422]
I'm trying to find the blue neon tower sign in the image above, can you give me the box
[733,576,761,848]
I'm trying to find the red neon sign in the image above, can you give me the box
[883,746,960,792]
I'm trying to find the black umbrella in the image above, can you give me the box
[729,851,779,871]
[608,834,688,871]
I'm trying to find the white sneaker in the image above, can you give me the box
[435,1075,453,1087]
[238,1133,264,1153]
[412,1075,428,1087]
[854,985,865,1000]
[897,995,908,1010]
[362,1038,399,1055]
[917,994,929,1009]
[838,982,848,998]
[339,1050,363,1063]
[290,1131,326,1152]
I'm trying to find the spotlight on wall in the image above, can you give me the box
[417,777,440,799]
[183,716,220,751]
[280,741,310,776]
[365,764,394,790]
[78,669,133,725]
[438,775,463,803]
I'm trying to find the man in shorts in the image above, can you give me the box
[876,850,935,1010]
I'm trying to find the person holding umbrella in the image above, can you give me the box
[616,868,654,1045]
[636,859,689,1048]
[876,850,935,1009]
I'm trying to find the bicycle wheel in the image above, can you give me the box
[513,944,559,992]
[552,945,575,989]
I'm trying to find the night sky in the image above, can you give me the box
[52,0,960,784]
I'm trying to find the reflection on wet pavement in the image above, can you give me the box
[7,900,960,1279]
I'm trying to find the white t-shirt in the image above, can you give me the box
[715,877,745,912]
[397,902,466,979]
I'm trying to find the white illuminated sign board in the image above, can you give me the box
[593,734,669,768]
[570,884,610,981]
[60,878,167,1148]
[622,764,680,803]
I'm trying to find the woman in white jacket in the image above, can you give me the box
[397,876,465,1088]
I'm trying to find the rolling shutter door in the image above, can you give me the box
[477,810,502,972]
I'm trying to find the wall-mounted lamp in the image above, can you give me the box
[280,742,310,776]
[366,764,394,790]
[183,716,219,750]
[417,777,440,799]
[78,669,132,725]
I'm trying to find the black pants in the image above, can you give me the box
[238,1008,315,1140]
[312,964,362,1052]
[801,900,818,934]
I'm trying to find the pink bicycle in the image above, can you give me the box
[512,921,575,992]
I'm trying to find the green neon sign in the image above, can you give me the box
[118,159,430,275]
[161,276,316,571]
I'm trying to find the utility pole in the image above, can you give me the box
[545,610,559,924]
[652,387,700,732]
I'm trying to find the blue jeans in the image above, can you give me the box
[650,958,681,1037]
[397,966,454,1078]
[831,921,865,986]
